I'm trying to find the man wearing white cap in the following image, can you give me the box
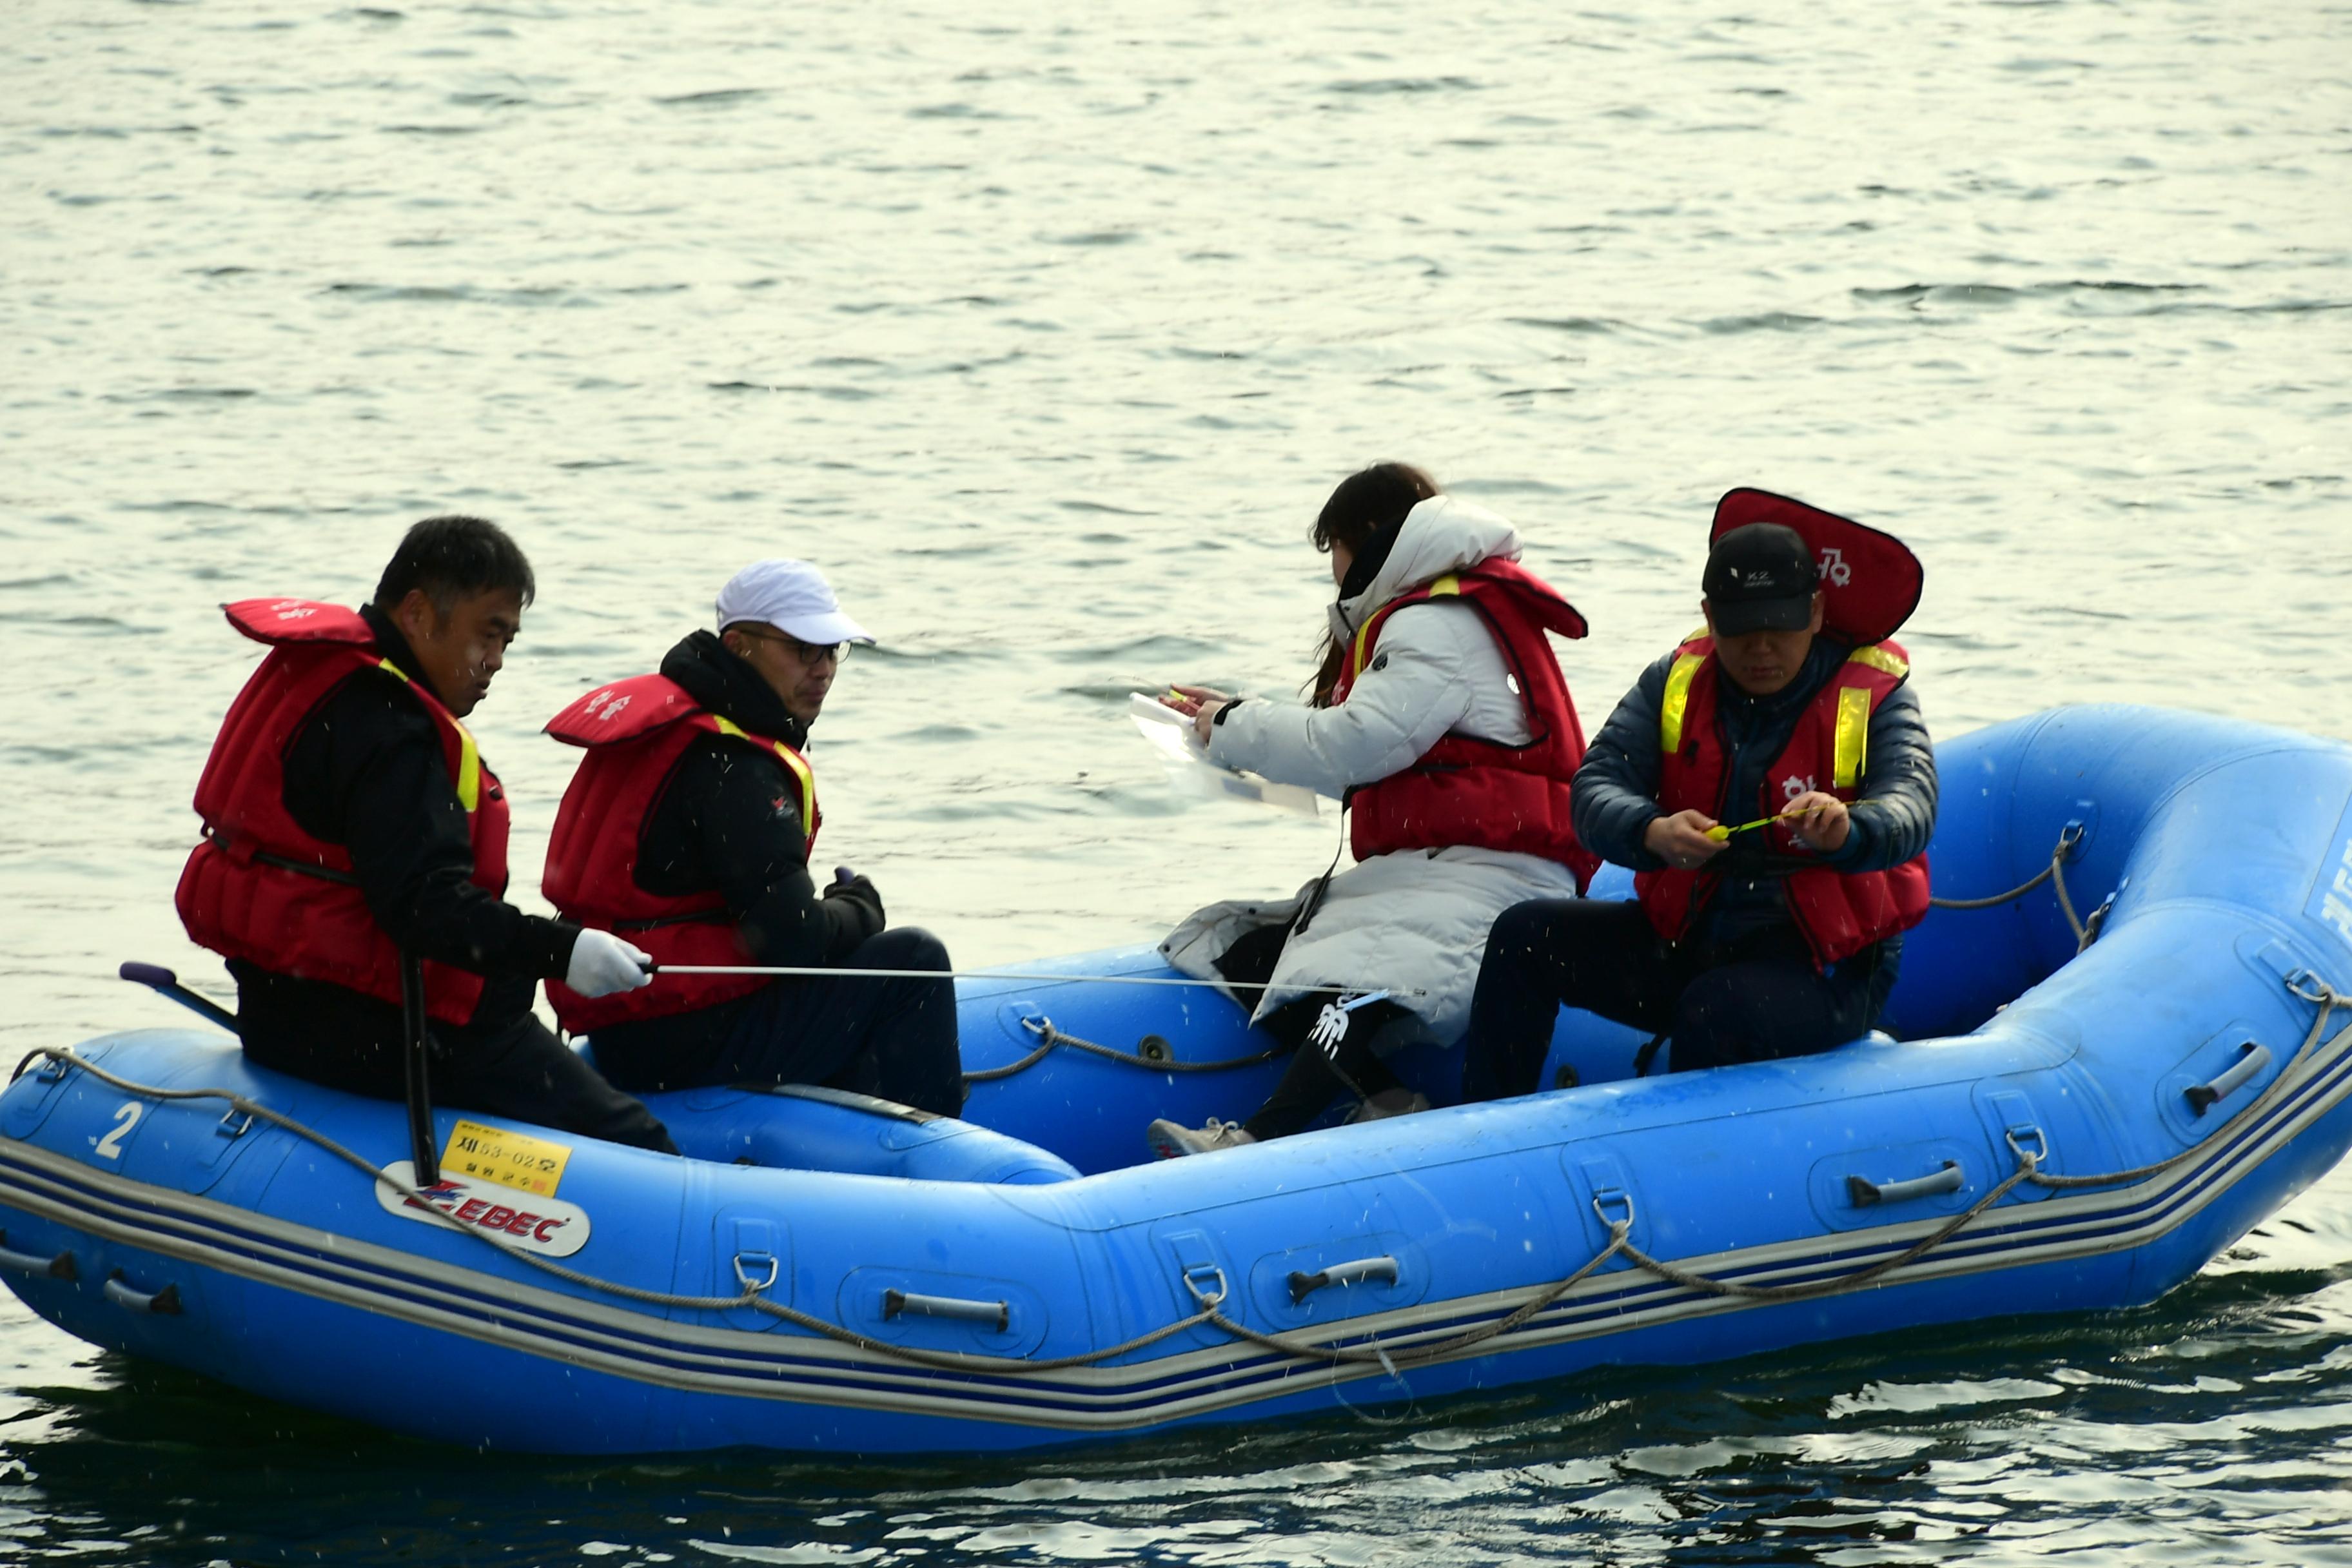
[537,560,963,1113]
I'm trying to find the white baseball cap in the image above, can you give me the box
[713,559,874,646]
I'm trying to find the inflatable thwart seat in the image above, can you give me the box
[4,705,2352,1456]
[636,1081,1079,1186]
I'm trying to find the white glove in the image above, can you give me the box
[565,929,652,999]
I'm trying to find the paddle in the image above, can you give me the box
[398,953,439,1186]
[117,961,238,1030]
[634,962,1426,996]
[634,868,1429,993]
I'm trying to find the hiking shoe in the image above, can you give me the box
[1146,1117,1257,1159]
[1344,1090,1432,1125]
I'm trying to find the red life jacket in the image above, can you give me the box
[173,598,511,1025]
[1327,558,1600,892]
[1632,631,1931,968]
[540,672,821,1034]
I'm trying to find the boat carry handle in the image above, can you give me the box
[2185,1042,2270,1116]
[884,1288,1008,1333]
[1288,1255,1399,1303]
[0,1230,76,1282]
[1846,1160,1964,1208]
[103,1270,181,1316]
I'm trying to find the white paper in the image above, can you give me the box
[1128,692,1322,818]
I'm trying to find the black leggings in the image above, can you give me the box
[1215,923,1409,1141]
[1460,899,1894,1102]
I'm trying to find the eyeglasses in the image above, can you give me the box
[735,627,850,665]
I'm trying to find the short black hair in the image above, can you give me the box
[373,515,536,615]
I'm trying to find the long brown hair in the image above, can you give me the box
[1308,462,1440,707]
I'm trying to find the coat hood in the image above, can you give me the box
[660,630,811,749]
[1329,493,1523,641]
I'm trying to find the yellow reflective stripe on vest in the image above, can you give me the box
[772,743,816,832]
[1660,651,1709,754]
[376,657,481,812]
[1349,616,1379,680]
[1349,576,1464,680]
[1833,686,1872,790]
[711,715,816,831]
[1847,643,1909,678]
[1832,642,1903,790]
[451,727,482,812]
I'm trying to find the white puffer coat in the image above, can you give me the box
[1159,494,1584,1046]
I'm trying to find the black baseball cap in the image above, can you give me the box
[1702,522,1818,636]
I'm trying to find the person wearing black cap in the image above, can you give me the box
[1459,495,1938,1097]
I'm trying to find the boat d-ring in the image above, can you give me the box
[1181,1263,1230,1309]
[732,1251,779,1294]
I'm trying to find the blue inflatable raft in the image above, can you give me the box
[4,705,2351,1455]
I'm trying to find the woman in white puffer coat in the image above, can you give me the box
[1147,463,1598,1157]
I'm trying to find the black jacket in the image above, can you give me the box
[233,605,581,1066]
[584,632,882,1082]
[1573,635,1939,954]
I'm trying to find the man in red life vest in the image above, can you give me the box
[1462,495,1938,1095]
[175,516,675,1152]
[539,560,963,1115]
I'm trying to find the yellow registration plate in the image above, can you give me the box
[440,1119,573,1198]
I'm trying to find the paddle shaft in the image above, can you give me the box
[643,963,1425,997]
[117,961,238,1031]
[398,952,440,1187]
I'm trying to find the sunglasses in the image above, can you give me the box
[735,627,851,665]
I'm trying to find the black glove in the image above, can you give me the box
[823,872,886,944]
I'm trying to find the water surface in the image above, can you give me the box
[2,0,2349,1561]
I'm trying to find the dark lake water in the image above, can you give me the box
[2,0,2349,1560]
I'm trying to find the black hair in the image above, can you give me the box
[1309,462,1440,706]
[1311,462,1438,560]
[372,516,536,616]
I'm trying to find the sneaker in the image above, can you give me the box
[1344,1089,1431,1125]
[1146,1117,1257,1159]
